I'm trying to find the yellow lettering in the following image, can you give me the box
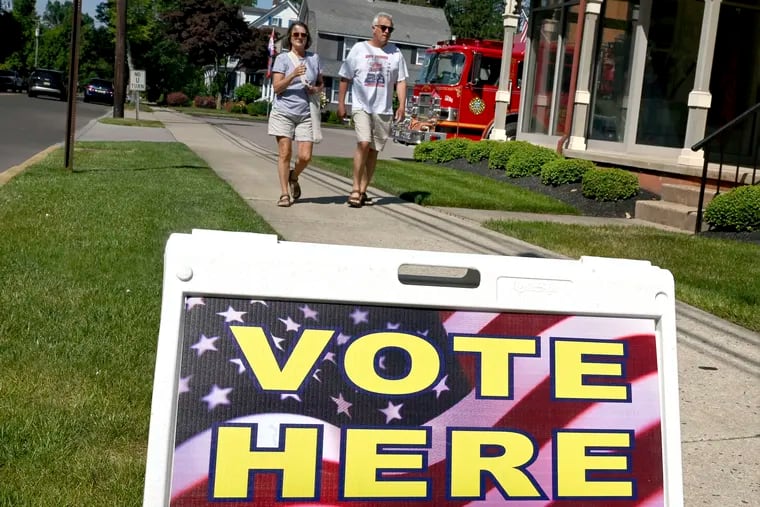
[553,339,629,401]
[453,336,539,397]
[449,429,544,499]
[342,428,429,499]
[229,326,333,391]
[344,332,440,395]
[555,430,634,498]
[211,424,320,500]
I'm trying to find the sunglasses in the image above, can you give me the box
[291,32,308,38]
[374,25,394,33]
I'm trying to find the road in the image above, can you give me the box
[0,93,112,173]
[201,116,417,161]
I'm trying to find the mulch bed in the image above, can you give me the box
[441,158,760,244]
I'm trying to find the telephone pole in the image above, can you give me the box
[113,0,127,118]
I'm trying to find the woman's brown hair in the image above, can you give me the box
[283,21,312,51]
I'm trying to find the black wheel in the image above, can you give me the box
[505,122,517,141]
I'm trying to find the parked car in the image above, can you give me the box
[0,69,24,93]
[83,78,114,104]
[27,69,67,101]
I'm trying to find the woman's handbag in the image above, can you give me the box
[288,52,322,144]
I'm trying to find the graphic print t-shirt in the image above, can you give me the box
[339,41,409,115]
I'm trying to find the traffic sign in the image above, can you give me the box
[130,69,146,91]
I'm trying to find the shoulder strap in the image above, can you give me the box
[286,51,309,86]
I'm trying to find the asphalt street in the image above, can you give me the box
[0,92,111,173]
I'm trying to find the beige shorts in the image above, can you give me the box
[352,110,393,151]
[268,108,313,142]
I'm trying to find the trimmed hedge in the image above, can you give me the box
[234,83,261,104]
[581,168,639,201]
[167,91,189,106]
[704,185,760,231]
[505,145,561,177]
[465,140,501,164]
[541,158,596,186]
[488,140,533,171]
[430,138,473,163]
[413,141,437,162]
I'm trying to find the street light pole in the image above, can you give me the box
[490,0,521,141]
[34,21,40,68]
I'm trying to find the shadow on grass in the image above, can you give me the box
[400,190,431,204]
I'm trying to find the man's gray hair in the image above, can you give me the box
[372,12,393,26]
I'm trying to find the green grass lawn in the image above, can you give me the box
[99,117,164,128]
[312,156,579,214]
[0,142,276,505]
[485,221,760,332]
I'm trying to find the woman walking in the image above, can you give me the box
[268,22,323,207]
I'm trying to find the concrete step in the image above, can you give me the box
[635,200,707,232]
[661,183,718,208]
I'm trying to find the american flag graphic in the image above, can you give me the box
[170,296,664,506]
[266,28,276,79]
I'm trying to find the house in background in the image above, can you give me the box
[296,0,451,110]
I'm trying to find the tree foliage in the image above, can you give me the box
[445,0,506,40]
[0,11,24,63]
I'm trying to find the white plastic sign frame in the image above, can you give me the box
[143,230,683,506]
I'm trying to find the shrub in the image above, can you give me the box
[166,91,189,107]
[541,158,596,186]
[413,141,437,162]
[465,140,500,164]
[193,95,216,109]
[327,111,342,124]
[234,83,261,104]
[247,101,269,116]
[703,185,760,232]
[505,145,561,177]
[430,138,473,163]
[488,140,533,171]
[581,167,640,201]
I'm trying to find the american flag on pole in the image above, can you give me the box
[266,28,276,79]
[169,296,665,506]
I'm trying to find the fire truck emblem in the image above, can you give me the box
[469,97,486,115]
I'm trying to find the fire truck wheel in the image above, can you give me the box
[505,122,517,140]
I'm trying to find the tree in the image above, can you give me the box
[235,26,269,75]
[0,11,24,63]
[445,0,505,40]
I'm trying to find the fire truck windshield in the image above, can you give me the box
[417,51,466,85]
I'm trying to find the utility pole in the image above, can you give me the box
[490,0,521,141]
[64,0,82,170]
[113,0,127,118]
[34,20,40,68]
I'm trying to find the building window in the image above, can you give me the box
[343,38,357,60]
[523,7,562,134]
[330,85,352,104]
[271,17,282,27]
[415,48,427,66]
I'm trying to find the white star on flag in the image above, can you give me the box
[433,375,449,398]
[278,316,301,332]
[349,308,369,324]
[217,306,246,323]
[185,297,205,310]
[386,322,400,329]
[250,299,268,306]
[323,351,337,364]
[299,304,318,320]
[280,393,302,402]
[331,392,352,418]
[336,332,351,345]
[271,335,286,351]
[190,334,219,357]
[202,384,233,410]
[379,401,403,423]
[229,358,246,374]
[178,375,192,394]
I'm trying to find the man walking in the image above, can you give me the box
[338,12,408,207]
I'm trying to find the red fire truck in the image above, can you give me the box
[393,37,525,144]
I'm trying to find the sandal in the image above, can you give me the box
[347,190,363,208]
[289,170,301,201]
[360,192,373,206]
[277,194,292,207]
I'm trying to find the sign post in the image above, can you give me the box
[143,231,684,506]
[129,69,146,121]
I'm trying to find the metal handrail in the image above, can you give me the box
[690,102,760,233]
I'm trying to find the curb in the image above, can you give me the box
[0,145,59,187]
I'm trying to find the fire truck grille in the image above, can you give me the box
[416,93,437,120]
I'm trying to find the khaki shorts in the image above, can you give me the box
[352,110,393,151]
[268,108,313,142]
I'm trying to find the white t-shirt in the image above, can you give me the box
[338,41,409,115]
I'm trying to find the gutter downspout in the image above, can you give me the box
[557,0,587,155]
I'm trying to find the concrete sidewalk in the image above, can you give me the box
[77,109,758,505]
